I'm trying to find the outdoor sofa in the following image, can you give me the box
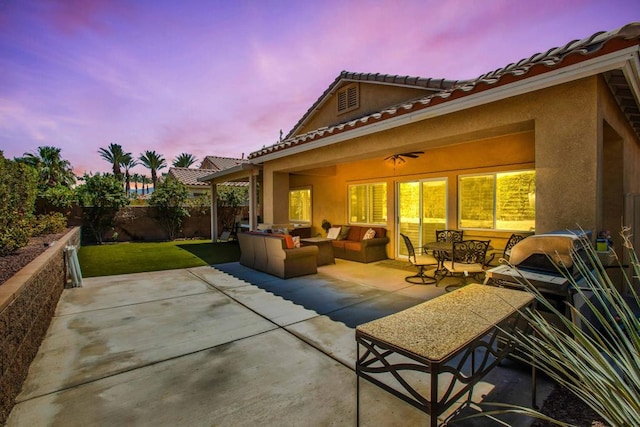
[330,225,389,263]
[237,232,318,279]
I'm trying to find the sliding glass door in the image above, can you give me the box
[397,179,447,257]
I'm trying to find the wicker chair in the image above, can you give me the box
[400,234,438,285]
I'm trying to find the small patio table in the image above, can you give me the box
[300,237,335,266]
[355,284,533,427]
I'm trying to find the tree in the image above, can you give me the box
[0,151,38,255]
[98,143,125,181]
[173,153,198,168]
[15,146,76,215]
[15,145,76,189]
[217,185,249,232]
[75,173,129,244]
[141,175,150,195]
[148,177,189,240]
[131,173,141,195]
[121,153,138,196]
[139,150,166,187]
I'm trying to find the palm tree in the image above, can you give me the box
[141,175,150,194]
[172,153,198,168]
[16,145,76,188]
[98,143,125,180]
[139,150,166,187]
[121,153,138,196]
[131,173,141,195]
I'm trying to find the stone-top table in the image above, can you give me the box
[355,283,534,426]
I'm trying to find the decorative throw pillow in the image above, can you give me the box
[292,236,300,248]
[326,227,341,240]
[363,228,376,240]
[337,226,351,240]
[284,235,295,249]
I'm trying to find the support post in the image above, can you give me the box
[210,182,218,242]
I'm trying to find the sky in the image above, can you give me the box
[1,0,639,178]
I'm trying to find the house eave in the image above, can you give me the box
[198,163,261,183]
[252,46,640,164]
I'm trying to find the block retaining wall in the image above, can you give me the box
[0,227,81,424]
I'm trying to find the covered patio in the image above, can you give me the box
[7,260,553,426]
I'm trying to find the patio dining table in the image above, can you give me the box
[423,241,494,274]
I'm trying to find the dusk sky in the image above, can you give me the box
[1,0,639,177]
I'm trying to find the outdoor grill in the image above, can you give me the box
[485,231,592,319]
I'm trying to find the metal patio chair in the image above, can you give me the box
[442,240,490,291]
[433,229,464,269]
[400,234,438,285]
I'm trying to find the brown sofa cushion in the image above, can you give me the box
[344,241,362,252]
[347,226,361,241]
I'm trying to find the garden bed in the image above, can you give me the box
[0,229,71,286]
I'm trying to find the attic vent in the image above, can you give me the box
[337,83,359,114]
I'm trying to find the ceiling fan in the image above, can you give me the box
[384,151,424,165]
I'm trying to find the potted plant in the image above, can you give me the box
[321,219,331,235]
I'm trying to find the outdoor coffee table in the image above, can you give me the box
[355,284,534,426]
[300,237,335,265]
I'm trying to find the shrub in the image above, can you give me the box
[0,152,38,255]
[486,227,640,425]
[149,178,189,240]
[33,212,68,236]
[37,185,75,215]
[76,173,129,244]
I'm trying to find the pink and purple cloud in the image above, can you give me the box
[1,0,637,177]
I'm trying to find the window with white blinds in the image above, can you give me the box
[349,182,387,225]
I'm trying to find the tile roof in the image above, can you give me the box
[249,22,640,160]
[201,156,248,171]
[284,71,461,140]
[168,167,217,186]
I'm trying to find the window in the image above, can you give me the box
[289,188,311,223]
[337,83,359,114]
[459,170,535,231]
[349,182,387,225]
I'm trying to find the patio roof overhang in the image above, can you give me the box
[198,163,262,184]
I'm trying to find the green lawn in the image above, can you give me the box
[78,240,240,277]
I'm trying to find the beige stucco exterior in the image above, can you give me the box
[201,28,640,259]
[258,76,640,258]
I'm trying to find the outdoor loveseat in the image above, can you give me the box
[237,232,318,279]
[330,225,389,263]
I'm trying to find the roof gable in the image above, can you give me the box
[200,156,248,171]
[286,71,460,140]
[250,22,640,161]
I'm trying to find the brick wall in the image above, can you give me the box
[0,227,81,424]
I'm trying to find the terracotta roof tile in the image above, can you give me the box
[250,22,640,161]
[168,167,216,186]
[201,156,248,171]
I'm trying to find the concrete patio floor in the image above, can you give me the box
[7,259,553,426]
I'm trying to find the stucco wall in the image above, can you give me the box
[597,76,640,251]
[262,76,637,258]
[0,227,81,424]
[289,132,535,256]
